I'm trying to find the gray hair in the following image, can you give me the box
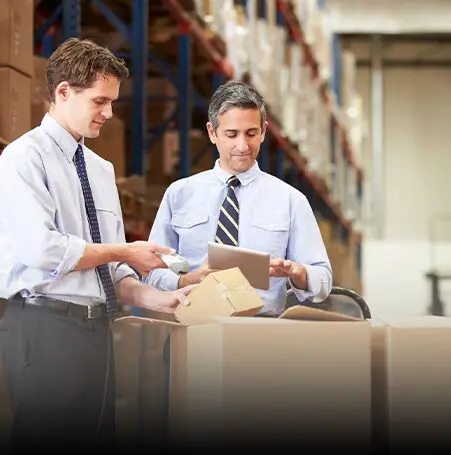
[208,80,266,130]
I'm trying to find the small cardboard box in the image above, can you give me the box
[115,268,371,449]
[174,267,264,324]
[371,315,451,452]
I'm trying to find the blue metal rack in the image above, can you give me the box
[35,0,194,178]
[33,0,363,279]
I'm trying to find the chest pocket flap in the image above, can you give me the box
[172,212,209,229]
[251,215,289,232]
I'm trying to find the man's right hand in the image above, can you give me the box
[124,241,175,275]
[178,263,217,288]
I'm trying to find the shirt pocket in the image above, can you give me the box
[171,212,210,257]
[249,215,290,258]
[95,207,119,244]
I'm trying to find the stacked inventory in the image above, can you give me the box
[192,0,366,290]
[0,0,33,149]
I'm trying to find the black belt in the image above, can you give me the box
[10,295,107,320]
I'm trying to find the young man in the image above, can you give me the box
[0,38,193,453]
[146,80,332,316]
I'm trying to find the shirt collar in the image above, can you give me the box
[40,113,84,161]
[212,159,261,186]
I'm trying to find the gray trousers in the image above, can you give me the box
[0,298,115,454]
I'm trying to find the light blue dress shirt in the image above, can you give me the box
[146,160,332,315]
[0,113,137,306]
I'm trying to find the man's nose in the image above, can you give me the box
[236,135,250,151]
[101,103,113,119]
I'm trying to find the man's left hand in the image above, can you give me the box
[270,258,308,290]
[151,284,197,314]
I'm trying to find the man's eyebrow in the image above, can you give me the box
[93,96,114,101]
[224,128,259,132]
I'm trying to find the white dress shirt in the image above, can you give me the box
[0,114,137,305]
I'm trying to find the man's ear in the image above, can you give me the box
[55,81,71,101]
[206,121,216,144]
[261,120,269,143]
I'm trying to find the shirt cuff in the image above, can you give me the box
[144,269,180,291]
[113,262,140,284]
[289,264,317,302]
[51,235,87,277]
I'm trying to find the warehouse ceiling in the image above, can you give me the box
[326,0,451,67]
[325,0,451,34]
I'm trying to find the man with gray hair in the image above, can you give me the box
[146,80,332,315]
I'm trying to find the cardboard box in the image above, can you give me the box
[174,267,265,324]
[113,313,172,448]
[115,268,371,449]
[0,67,31,143]
[85,116,126,178]
[31,55,50,128]
[0,0,34,76]
[371,315,451,452]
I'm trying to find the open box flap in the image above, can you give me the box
[114,315,184,328]
[279,304,362,322]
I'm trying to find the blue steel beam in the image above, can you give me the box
[210,69,223,163]
[63,0,81,39]
[257,136,268,171]
[34,4,62,48]
[91,0,131,42]
[178,21,192,178]
[275,148,285,179]
[90,3,208,113]
[147,107,177,149]
[332,34,341,105]
[117,51,208,112]
[42,34,56,57]
[131,0,149,176]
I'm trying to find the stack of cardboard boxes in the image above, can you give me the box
[0,0,33,147]
[318,216,362,294]
[113,267,451,451]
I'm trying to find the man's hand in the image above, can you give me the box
[270,258,308,290]
[116,277,197,314]
[124,241,175,275]
[178,263,217,288]
[147,285,197,314]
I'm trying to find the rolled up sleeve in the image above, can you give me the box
[145,187,181,291]
[114,262,139,284]
[287,192,333,303]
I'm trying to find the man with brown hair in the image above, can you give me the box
[0,38,192,453]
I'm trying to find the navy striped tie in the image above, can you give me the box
[216,176,240,246]
[74,145,119,319]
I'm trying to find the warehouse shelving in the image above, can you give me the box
[33,0,364,280]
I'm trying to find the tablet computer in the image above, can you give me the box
[207,242,270,290]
